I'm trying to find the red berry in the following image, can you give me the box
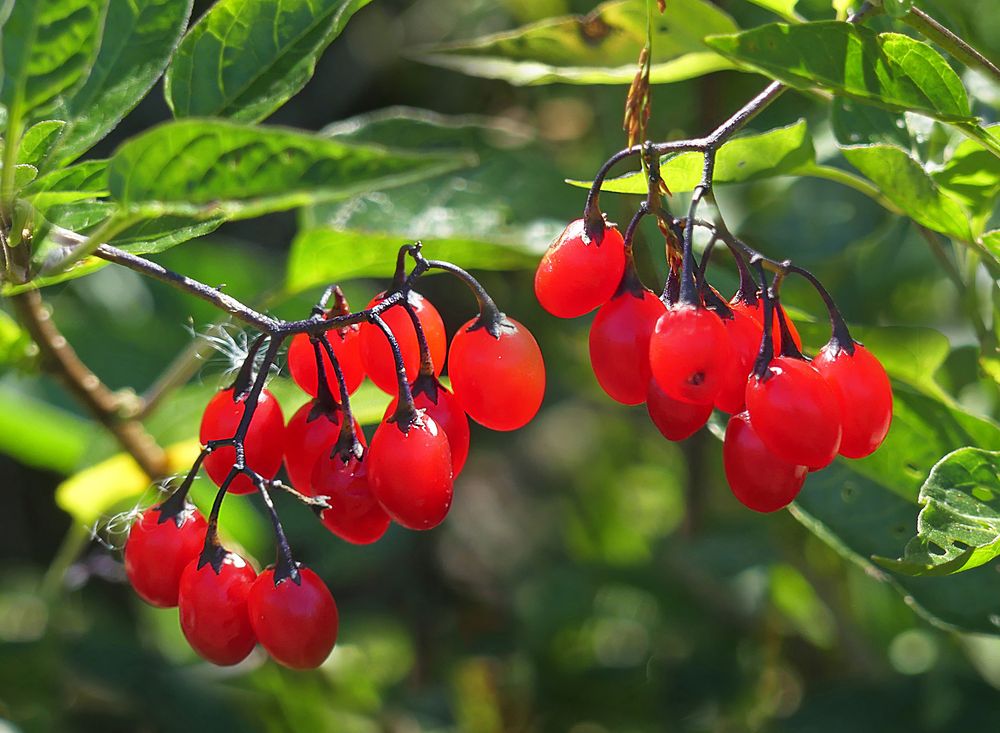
[714,308,764,414]
[124,504,207,608]
[178,552,257,666]
[248,567,339,670]
[649,305,732,405]
[359,291,446,394]
[589,289,667,405]
[812,343,892,459]
[283,400,365,495]
[448,318,545,431]
[387,382,470,476]
[368,416,453,530]
[200,388,286,495]
[312,456,391,544]
[646,378,712,441]
[745,356,842,469]
[535,219,626,318]
[732,299,802,354]
[287,327,364,399]
[723,411,807,513]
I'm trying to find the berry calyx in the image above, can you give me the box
[368,415,453,530]
[646,378,713,441]
[745,356,843,469]
[723,411,807,513]
[589,287,667,405]
[448,317,545,431]
[248,566,339,670]
[387,376,470,476]
[287,328,364,399]
[124,504,207,608]
[813,342,892,459]
[535,218,626,318]
[648,305,732,405]
[311,455,391,544]
[359,291,446,394]
[177,552,257,666]
[200,387,286,494]
[283,399,365,495]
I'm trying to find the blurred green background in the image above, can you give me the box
[1,0,999,731]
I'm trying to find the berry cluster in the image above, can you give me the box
[536,154,892,513]
[124,245,544,667]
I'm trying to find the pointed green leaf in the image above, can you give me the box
[107,119,471,220]
[47,0,193,166]
[17,120,66,167]
[932,134,1000,228]
[165,0,371,121]
[841,144,974,241]
[415,0,738,86]
[0,0,107,125]
[706,22,974,123]
[876,449,1000,576]
[746,0,801,23]
[831,98,914,150]
[574,120,815,194]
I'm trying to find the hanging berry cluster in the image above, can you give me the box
[122,244,545,668]
[535,142,893,514]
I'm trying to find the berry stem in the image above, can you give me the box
[310,337,341,412]
[369,312,420,432]
[317,335,364,462]
[751,260,777,379]
[157,449,211,523]
[255,477,301,586]
[418,255,507,339]
[678,153,715,306]
[198,471,239,573]
[786,264,855,355]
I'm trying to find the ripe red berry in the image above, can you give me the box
[535,218,626,318]
[200,388,286,495]
[589,289,667,405]
[287,327,364,399]
[745,356,843,469]
[248,567,339,670]
[723,411,807,513]
[283,400,365,495]
[387,382,470,476]
[646,378,713,441]
[732,299,802,354]
[714,308,764,414]
[124,504,207,608]
[359,291,446,393]
[448,318,545,431]
[368,416,453,530]
[178,552,257,666]
[312,456,391,544]
[813,343,892,459]
[649,305,733,405]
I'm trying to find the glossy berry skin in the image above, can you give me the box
[649,305,733,405]
[200,388,285,495]
[535,219,626,318]
[714,308,764,414]
[368,416,453,530]
[732,299,802,354]
[646,378,713,441]
[248,567,339,670]
[724,411,807,513]
[448,318,545,431]
[287,327,364,399]
[813,343,892,459]
[283,400,365,495]
[746,357,843,469]
[178,553,257,666]
[589,289,667,405]
[124,505,207,608]
[359,291,446,393]
[312,456,391,544]
[387,383,470,476]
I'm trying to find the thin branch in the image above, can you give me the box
[904,7,1000,84]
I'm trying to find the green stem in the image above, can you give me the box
[956,123,1000,164]
[1,102,23,223]
[903,8,1000,84]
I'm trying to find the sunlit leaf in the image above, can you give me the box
[0,385,92,473]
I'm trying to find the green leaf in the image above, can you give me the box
[293,108,576,294]
[165,0,371,122]
[985,230,1000,262]
[882,0,915,18]
[931,135,1000,229]
[17,120,66,167]
[876,449,1000,576]
[841,144,974,241]
[107,119,470,220]
[574,120,815,194]
[746,0,801,23]
[0,0,107,125]
[46,0,194,166]
[831,98,914,150]
[0,385,92,473]
[0,310,28,365]
[706,22,974,123]
[415,0,738,86]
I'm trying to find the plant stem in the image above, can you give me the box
[903,7,1000,84]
